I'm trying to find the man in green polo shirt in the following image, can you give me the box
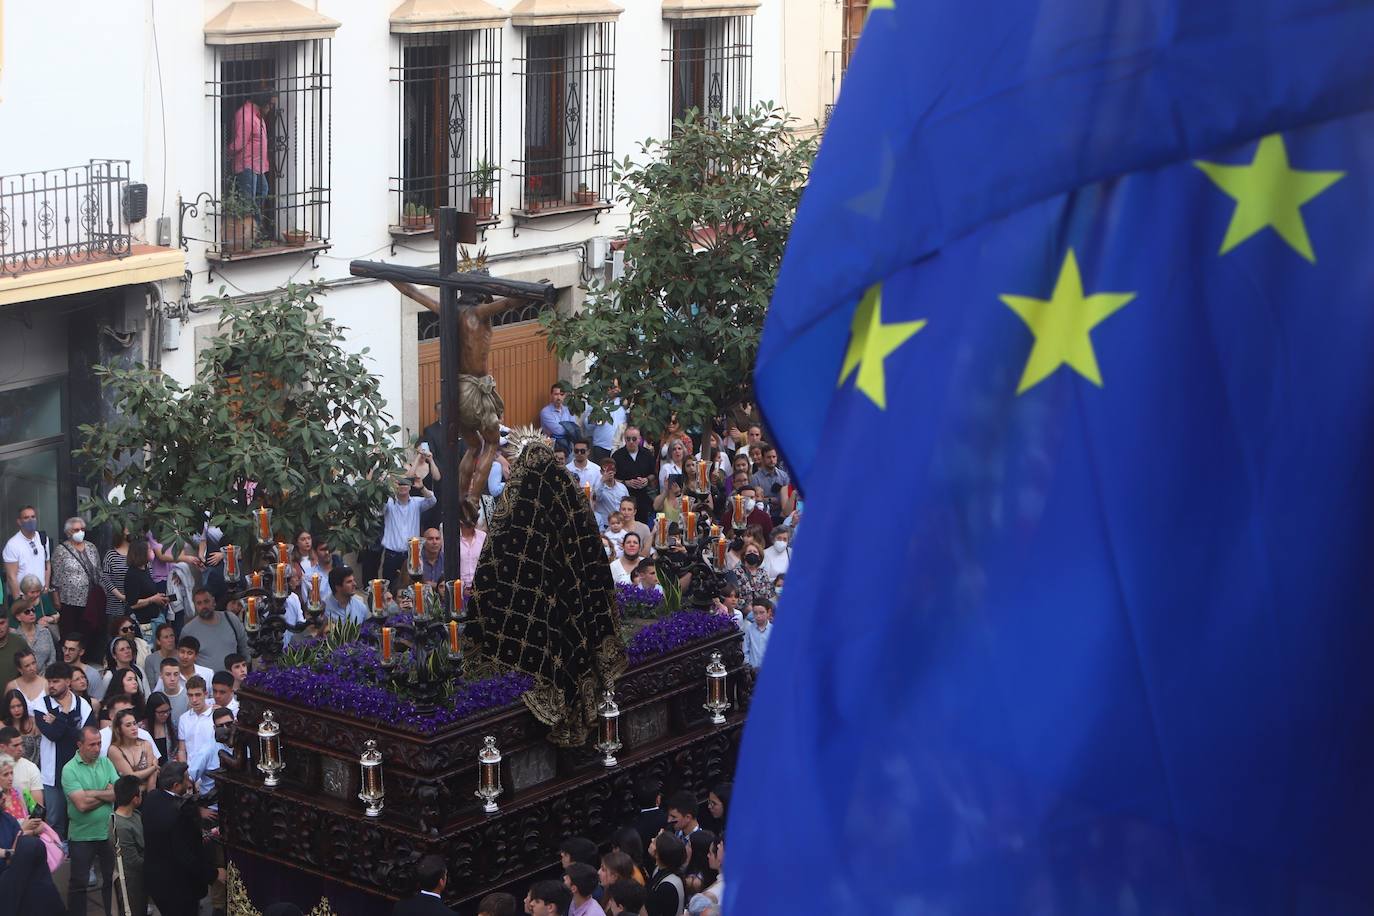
[63,725,116,916]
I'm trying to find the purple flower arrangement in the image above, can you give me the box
[615,582,665,619]
[626,611,738,666]
[245,611,736,729]
[244,637,532,732]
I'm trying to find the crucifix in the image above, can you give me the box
[350,207,557,582]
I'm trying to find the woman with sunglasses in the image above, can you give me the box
[10,576,56,673]
[106,616,150,671]
[7,573,59,638]
[100,638,148,701]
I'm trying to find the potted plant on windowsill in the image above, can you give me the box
[220,185,258,254]
[525,175,546,212]
[574,182,598,206]
[471,160,498,220]
[401,202,432,231]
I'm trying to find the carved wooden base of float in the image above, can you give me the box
[219,630,752,909]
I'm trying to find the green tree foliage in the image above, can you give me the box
[542,104,817,437]
[77,284,405,555]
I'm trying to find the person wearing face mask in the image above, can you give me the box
[52,516,107,661]
[3,506,51,615]
[730,539,774,608]
[762,529,792,580]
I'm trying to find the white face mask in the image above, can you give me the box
[71,531,85,544]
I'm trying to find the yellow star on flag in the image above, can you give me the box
[1000,249,1135,396]
[838,283,926,410]
[1194,133,1344,263]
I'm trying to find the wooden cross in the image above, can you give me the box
[350,207,557,583]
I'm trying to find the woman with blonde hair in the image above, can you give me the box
[107,708,159,790]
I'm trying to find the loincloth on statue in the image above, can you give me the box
[459,373,505,434]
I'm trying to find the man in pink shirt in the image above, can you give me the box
[227,92,274,220]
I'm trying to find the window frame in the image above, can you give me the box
[513,22,616,217]
[842,0,868,73]
[204,38,332,262]
[664,15,753,129]
[391,27,503,233]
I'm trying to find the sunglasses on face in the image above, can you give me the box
[119,626,136,634]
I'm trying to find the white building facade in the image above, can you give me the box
[0,0,810,525]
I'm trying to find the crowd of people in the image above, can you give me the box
[394,776,731,916]
[0,386,791,913]
[0,505,292,914]
[531,384,794,671]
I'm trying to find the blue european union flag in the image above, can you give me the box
[728,2,1374,913]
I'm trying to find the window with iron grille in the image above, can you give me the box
[842,0,868,73]
[665,16,752,128]
[513,23,615,215]
[205,40,331,261]
[392,29,502,232]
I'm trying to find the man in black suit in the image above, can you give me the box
[392,854,455,915]
[632,775,667,861]
[612,426,658,526]
[142,762,218,916]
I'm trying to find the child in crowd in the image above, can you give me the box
[743,599,772,670]
[604,512,628,557]
[712,585,744,629]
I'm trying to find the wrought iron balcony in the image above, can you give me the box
[0,160,135,278]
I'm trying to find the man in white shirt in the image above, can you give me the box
[566,442,601,489]
[174,637,214,689]
[2,505,49,602]
[187,706,234,797]
[380,477,436,585]
[581,383,627,462]
[210,672,240,717]
[0,727,44,807]
[33,661,93,839]
[177,677,215,770]
[97,695,155,756]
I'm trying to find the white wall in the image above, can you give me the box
[0,0,145,176]
[1,0,797,440]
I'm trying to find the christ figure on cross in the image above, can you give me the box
[389,280,527,500]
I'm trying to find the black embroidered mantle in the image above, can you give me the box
[466,439,627,746]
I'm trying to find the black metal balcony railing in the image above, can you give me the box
[0,159,133,278]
